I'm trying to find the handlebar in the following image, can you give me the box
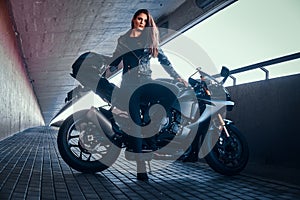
[190,66,230,86]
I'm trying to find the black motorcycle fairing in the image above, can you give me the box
[96,77,116,103]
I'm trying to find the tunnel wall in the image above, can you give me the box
[0,0,44,140]
[226,73,300,185]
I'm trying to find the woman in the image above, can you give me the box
[108,9,186,181]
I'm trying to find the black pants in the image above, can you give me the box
[118,76,155,157]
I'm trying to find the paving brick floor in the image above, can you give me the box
[0,126,300,200]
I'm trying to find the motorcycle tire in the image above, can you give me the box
[204,123,249,176]
[57,110,121,173]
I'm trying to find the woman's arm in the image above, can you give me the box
[157,47,180,79]
[107,37,124,67]
[157,47,188,86]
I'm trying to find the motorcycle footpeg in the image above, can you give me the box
[152,152,174,160]
[124,149,153,161]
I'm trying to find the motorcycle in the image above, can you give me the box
[55,52,249,176]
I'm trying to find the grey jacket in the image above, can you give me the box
[108,30,180,79]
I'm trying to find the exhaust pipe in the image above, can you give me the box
[86,107,116,139]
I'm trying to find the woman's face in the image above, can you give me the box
[132,13,148,31]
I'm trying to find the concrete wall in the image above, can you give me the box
[0,0,44,140]
[226,74,300,185]
[157,0,234,41]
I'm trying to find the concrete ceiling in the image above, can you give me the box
[8,0,235,124]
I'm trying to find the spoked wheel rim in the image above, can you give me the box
[204,123,249,175]
[213,132,243,168]
[67,118,115,162]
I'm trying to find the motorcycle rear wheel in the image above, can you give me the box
[57,110,121,173]
[204,123,249,176]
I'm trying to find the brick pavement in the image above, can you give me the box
[0,126,299,200]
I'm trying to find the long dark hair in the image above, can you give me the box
[131,9,159,57]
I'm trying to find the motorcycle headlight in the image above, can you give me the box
[223,87,231,100]
[223,87,234,111]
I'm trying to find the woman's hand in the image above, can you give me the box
[177,77,189,87]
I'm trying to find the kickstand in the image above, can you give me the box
[147,161,152,174]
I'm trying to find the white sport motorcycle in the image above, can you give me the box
[56,53,249,175]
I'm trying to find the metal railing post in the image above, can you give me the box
[229,75,236,86]
[213,52,300,85]
[260,67,269,80]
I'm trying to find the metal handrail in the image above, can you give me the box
[216,52,300,85]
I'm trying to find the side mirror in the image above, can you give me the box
[220,66,230,85]
[221,66,230,78]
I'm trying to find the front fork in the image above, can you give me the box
[217,113,230,137]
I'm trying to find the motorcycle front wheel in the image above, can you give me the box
[57,110,121,173]
[204,123,249,176]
